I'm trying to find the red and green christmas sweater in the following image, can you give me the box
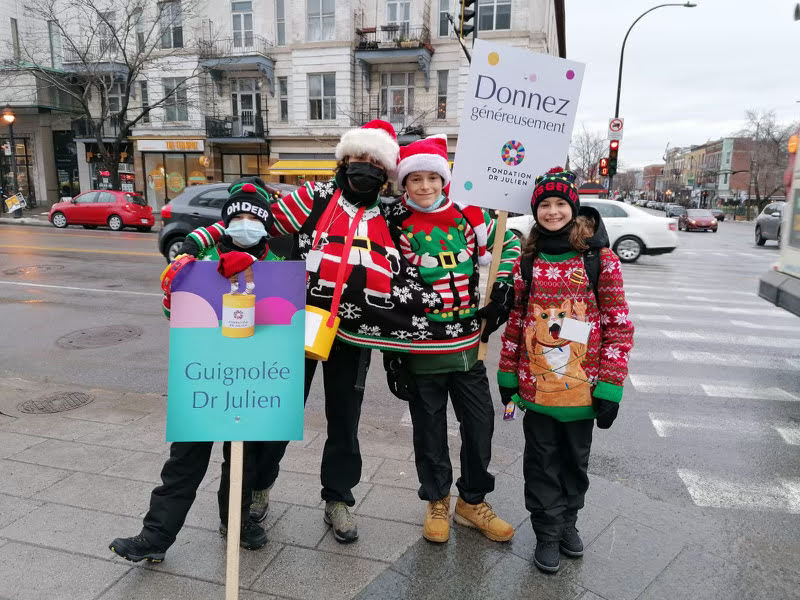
[497,248,634,422]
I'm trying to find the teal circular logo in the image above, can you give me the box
[464,181,473,191]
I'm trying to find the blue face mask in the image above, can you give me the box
[405,193,446,213]
[226,219,267,247]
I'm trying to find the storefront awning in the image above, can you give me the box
[268,160,337,177]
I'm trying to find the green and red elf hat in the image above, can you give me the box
[531,166,580,222]
[222,177,275,230]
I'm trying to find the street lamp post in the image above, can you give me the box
[608,2,697,193]
[2,105,21,218]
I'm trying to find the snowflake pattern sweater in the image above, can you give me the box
[497,248,634,422]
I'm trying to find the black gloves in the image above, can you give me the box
[594,398,619,429]
[178,236,201,258]
[383,352,417,402]
[476,281,513,342]
[498,385,518,406]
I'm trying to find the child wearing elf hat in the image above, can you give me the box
[109,178,279,563]
[382,134,521,544]
[497,167,634,573]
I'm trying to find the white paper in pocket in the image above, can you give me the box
[305,250,323,273]
[560,318,591,344]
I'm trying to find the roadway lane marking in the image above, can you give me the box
[712,252,726,257]
[1,230,152,241]
[729,320,800,333]
[629,375,800,401]
[648,412,800,441]
[659,330,800,348]
[0,244,161,256]
[702,384,800,402]
[775,426,800,445]
[671,350,800,370]
[626,284,757,296]
[676,469,800,514]
[636,314,673,321]
[0,280,161,297]
[629,301,793,317]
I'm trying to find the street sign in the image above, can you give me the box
[608,118,624,140]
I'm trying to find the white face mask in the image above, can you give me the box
[226,219,267,247]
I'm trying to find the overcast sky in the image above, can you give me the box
[566,0,800,169]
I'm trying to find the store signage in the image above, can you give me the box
[138,139,205,152]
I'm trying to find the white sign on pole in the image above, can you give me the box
[608,118,624,140]
[450,40,585,215]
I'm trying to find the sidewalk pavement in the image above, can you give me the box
[0,212,161,230]
[0,375,794,600]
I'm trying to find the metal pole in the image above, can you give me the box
[8,121,21,218]
[608,3,695,194]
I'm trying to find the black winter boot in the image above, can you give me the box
[560,526,584,557]
[219,518,268,550]
[533,539,561,573]
[109,533,167,563]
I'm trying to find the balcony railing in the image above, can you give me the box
[72,116,121,139]
[198,34,272,59]
[355,98,427,134]
[206,115,265,139]
[62,41,123,64]
[355,25,431,50]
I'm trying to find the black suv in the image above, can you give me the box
[157,182,298,261]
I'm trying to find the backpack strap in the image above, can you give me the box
[584,248,601,302]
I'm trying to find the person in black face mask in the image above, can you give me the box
[335,155,389,206]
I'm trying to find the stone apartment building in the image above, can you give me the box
[0,0,565,210]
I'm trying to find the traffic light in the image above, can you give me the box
[457,0,476,38]
[599,157,609,177]
[608,140,620,176]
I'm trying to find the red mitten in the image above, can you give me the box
[217,251,256,278]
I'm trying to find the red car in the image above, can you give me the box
[678,209,718,232]
[49,190,154,232]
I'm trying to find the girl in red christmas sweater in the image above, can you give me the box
[497,168,634,574]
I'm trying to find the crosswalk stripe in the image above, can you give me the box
[628,300,789,316]
[659,330,800,348]
[636,314,673,321]
[629,375,799,401]
[648,412,800,443]
[729,320,800,333]
[670,350,800,370]
[626,284,756,297]
[677,469,800,514]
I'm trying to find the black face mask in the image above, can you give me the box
[346,162,387,194]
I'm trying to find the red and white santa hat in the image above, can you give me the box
[396,134,451,189]
[335,119,400,178]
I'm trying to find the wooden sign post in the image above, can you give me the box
[225,442,244,600]
[477,211,508,361]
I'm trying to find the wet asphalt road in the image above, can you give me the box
[1,216,798,576]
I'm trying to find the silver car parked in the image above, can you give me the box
[754,201,785,246]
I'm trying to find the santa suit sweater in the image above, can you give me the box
[497,248,634,422]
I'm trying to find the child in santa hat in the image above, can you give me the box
[382,134,521,544]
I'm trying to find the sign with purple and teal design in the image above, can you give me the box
[451,39,585,214]
[166,260,306,442]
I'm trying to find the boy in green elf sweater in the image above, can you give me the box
[383,135,521,543]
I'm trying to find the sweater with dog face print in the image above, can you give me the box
[497,248,634,422]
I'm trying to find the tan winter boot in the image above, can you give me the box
[423,495,451,543]
[454,498,514,542]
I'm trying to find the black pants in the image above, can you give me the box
[252,340,369,507]
[522,410,593,541]
[141,441,259,549]
[408,361,495,504]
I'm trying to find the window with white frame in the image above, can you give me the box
[307,0,335,42]
[438,0,450,37]
[380,72,414,126]
[437,70,448,120]
[104,76,125,127]
[231,79,260,130]
[276,0,286,45]
[163,77,189,121]
[387,0,410,37]
[159,1,183,49]
[48,21,62,68]
[140,81,150,123]
[232,1,254,48]
[278,77,289,122]
[133,8,146,52]
[308,73,335,120]
[478,0,511,31]
[98,11,117,55]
